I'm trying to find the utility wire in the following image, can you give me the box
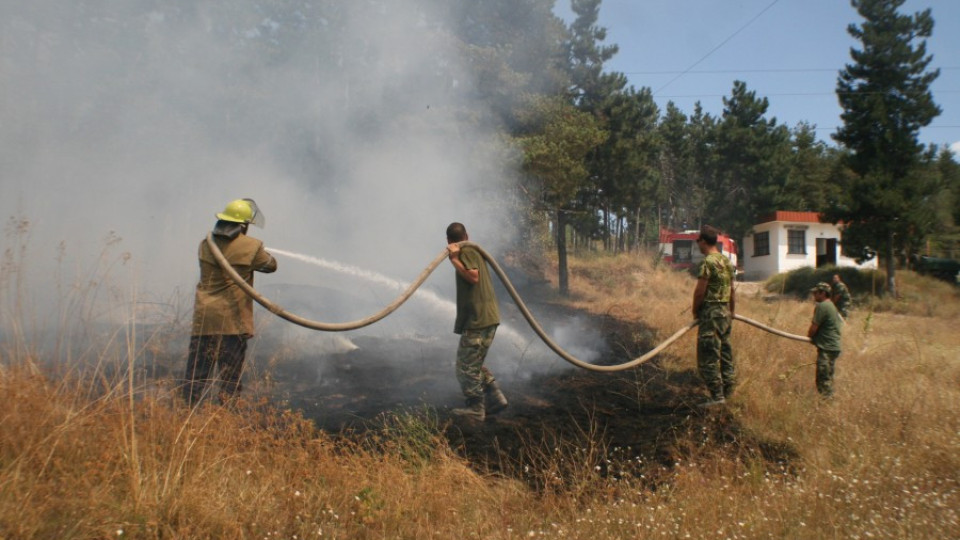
[654,0,782,96]
[633,66,960,76]
[656,90,960,98]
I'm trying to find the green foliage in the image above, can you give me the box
[711,81,793,243]
[658,103,699,229]
[366,407,447,471]
[564,0,624,110]
[514,96,607,204]
[513,94,607,294]
[780,124,843,212]
[765,265,885,300]
[915,255,960,284]
[829,0,942,295]
[591,86,662,250]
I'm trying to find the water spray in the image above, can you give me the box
[267,247,530,348]
[206,233,810,373]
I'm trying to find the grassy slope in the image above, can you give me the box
[1,250,958,539]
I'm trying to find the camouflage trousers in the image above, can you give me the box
[456,325,498,403]
[816,349,841,397]
[697,305,735,400]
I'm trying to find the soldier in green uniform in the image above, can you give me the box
[831,274,852,318]
[808,282,843,397]
[692,225,736,407]
[446,222,508,422]
[183,199,277,406]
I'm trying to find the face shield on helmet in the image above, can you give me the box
[216,198,265,228]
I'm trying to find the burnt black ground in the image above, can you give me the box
[249,281,800,489]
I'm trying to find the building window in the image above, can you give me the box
[788,229,806,254]
[753,232,770,256]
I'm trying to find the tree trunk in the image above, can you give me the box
[886,231,897,298]
[556,209,569,297]
[634,208,642,252]
[602,205,611,252]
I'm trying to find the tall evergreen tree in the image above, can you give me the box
[558,0,630,253]
[563,0,625,110]
[592,86,661,251]
[684,103,719,231]
[830,0,941,296]
[779,123,842,212]
[711,81,791,243]
[657,102,694,231]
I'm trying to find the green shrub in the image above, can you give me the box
[764,266,885,300]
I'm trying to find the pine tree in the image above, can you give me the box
[711,81,791,244]
[830,0,941,297]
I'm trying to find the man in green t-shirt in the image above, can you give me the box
[445,222,508,422]
[808,282,843,397]
[692,225,736,407]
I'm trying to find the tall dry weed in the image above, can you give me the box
[0,243,957,538]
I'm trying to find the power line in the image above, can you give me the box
[655,90,960,98]
[654,0,782,95]
[808,126,960,131]
[631,66,960,76]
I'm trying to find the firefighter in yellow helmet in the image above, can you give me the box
[182,198,277,406]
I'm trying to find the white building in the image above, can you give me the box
[741,211,877,282]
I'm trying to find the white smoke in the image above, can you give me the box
[1,1,516,324]
[0,1,609,377]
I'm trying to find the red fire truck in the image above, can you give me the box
[660,229,739,274]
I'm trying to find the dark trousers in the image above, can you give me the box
[182,334,247,406]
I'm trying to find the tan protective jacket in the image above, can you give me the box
[191,234,277,336]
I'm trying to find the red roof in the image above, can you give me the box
[756,211,823,224]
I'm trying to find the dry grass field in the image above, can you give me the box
[1,246,958,539]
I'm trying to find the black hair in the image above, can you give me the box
[698,225,719,246]
[446,222,467,243]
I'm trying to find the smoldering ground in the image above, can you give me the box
[244,271,612,429]
[237,287,800,488]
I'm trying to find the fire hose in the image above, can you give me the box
[206,233,809,373]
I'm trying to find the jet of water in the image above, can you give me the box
[268,247,530,349]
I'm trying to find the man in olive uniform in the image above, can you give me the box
[831,274,851,318]
[808,282,843,397]
[446,222,508,422]
[182,198,277,406]
[692,225,736,407]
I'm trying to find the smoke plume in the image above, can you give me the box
[1,1,606,382]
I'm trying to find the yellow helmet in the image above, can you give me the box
[216,198,265,227]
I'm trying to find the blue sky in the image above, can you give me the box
[555,0,960,153]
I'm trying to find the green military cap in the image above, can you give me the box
[811,282,832,294]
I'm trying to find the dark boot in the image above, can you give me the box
[452,398,485,422]
[698,396,726,408]
[484,380,508,415]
